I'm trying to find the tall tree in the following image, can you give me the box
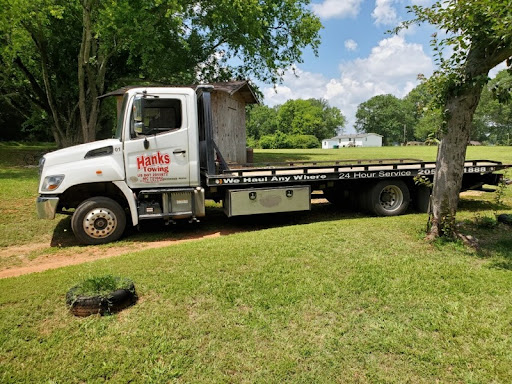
[414,109,443,141]
[0,0,321,146]
[246,105,279,139]
[473,69,512,144]
[355,94,416,145]
[400,1,512,239]
[277,98,345,141]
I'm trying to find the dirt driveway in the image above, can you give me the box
[1,199,338,279]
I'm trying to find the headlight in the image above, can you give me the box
[42,175,65,192]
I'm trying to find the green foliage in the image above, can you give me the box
[414,175,433,189]
[494,179,509,206]
[353,82,445,144]
[473,70,512,145]
[414,108,443,141]
[355,94,416,145]
[259,131,290,149]
[246,136,259,149]
[247,98,345,146]
[286,134,320,149]
[258,132,319,149]
[246,105,279,139]
[473,214,498,229]
[0,0,322,145]
[399,1,512,110]
[277,98,345,141]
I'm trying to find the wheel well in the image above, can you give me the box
[58,182,129,212]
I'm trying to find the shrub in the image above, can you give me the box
[287,134,320,148]
[258,133,320,149]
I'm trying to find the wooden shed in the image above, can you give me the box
[196,81,258,164]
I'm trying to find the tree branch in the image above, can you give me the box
[12,57,50,111]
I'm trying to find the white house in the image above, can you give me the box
[322,133,383,148]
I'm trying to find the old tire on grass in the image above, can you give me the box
[71,197,126,245]
[366,180,410,216]
[66,283,138,317]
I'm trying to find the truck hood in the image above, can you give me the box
[42,139,121,168]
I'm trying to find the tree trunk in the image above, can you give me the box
[427,85,482,239]
[427,43,512,240]
[78,0,108,144]
[78,0,94,143]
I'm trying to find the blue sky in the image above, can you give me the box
[257,0,503,133]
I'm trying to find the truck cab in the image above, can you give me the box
[37,87,207,244]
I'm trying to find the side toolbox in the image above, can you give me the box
[224,186,311,217]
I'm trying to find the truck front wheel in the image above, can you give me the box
[71,197,126,245]
[366,180,410,216]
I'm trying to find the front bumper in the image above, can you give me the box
[36,196,59,219]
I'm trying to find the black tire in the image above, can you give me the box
[71,197,126,245]
[366,180,410,216]
[498,214,512,226]
[66,284,138,317]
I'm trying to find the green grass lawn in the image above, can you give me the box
[253,146,512,164]
[1,213,512,382]
[0,143,511,382]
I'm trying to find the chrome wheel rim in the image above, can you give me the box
[83,208,117,239]
[379,185,403,212]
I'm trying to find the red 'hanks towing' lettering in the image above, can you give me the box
[136,152,170,170]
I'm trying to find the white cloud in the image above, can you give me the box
[262,36,433,133]
[340,35,432,82]
[263,68,328,106]
[372,0,399,26]
[344,39,358,51]
[312,0,363,19]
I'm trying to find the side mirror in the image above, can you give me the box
[133,97,143,122]
[131,96,146,137]
[134,121,144,134]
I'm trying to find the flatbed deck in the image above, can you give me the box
[206,159,509,187]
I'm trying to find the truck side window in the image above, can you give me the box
[140,98,182,135]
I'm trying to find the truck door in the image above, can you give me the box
[124,94,191,188]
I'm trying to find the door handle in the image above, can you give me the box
[173,149,186,155]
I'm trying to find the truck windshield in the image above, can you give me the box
[114,94,129,140]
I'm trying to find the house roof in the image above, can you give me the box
[324,133,383,141]
[98,80,259,104]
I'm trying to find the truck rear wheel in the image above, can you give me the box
[366,180,410,216]
[71,197,126,245]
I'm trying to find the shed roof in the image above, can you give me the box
[324,133,383,141]
[99,80,259,104]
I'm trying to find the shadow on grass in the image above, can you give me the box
[457,219,512,270]
[49,199,366,248]
[0,167,39,179]
[50,216,77,247]
[481,236,512,270]
[458,198,502,212]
